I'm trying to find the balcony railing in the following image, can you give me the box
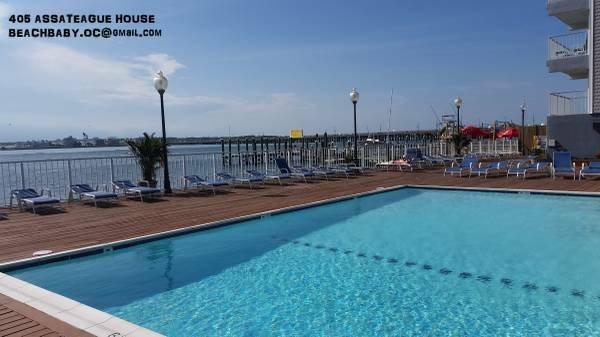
[549,90,588,115]
[548,31,588,60]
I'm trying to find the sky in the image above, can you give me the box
[0,0,588,141]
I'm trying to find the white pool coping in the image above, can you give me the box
[1,183,599,336]
[0,272,164,336]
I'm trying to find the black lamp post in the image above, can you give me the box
[349,88,360,165]
[454,96,463,132]
[153,71,172,194]
[520,101,527,155]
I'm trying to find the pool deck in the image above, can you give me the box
[0,293,92,337]
[2,169,600,265]
[1,168,600,336]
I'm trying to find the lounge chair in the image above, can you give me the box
[70,184,118,207]
[444,155,478,177]
[579,161,600,180]
[10,188,61,214]
[112,180,162,202]
[423,155,453,167]
[246,169,290,185]
[469,161,508,178]
[404,148,428,169]
[551,152,576,180]
[507,162,550,179]
[376,159,413,171]
[216,172,263,189]
[327,165,357,179]
[339,163,368,174]
[275,158,315,182]
[183,175,230,195]
[309,166,336,180]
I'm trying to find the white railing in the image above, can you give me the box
[0,140,521,206]
[549,90,588,115]
[548,31,588,60]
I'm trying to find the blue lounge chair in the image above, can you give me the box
[579,161,600,180]
[340,163,368,174]
[183,175,229,195]
[328,165,357,179]
[246,169,290,185]
[70,184,118,207]
[444,155,478,177]
[507,162,550,179]
[216,172,263,189]
[10,188,61,214]
[469,161,508,178]
[275,158,315,182]
[404,148,427,169]
[423,155,453,167]
[309,166,336,180]
[112,180,162,202]
[552,152,576,180]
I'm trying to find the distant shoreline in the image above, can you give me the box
[0,143,221,153]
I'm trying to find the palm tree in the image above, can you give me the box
[449,133,472,156]
[126,133,165,186]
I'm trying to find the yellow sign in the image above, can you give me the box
[289,129,303,139]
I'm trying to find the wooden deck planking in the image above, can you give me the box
[1,170,600,265]
[0,294,91,337]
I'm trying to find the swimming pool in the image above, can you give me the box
[7,187,600,336]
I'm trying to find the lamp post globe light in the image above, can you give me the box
[520,101,527,155]
[153,71,172,194]
[453,96,463,131]
[349,88,360,165]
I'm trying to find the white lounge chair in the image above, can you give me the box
[183,175,230,195]
[10,188,61,214]
[112,180,162,202]
[71,184,118,207]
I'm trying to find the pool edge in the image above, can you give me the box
[2,183,600,336]
[0,272,165,336]
[3,183,600,272]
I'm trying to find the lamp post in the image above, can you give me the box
[520,101,527,155]
[153,71,172,194]
[349,88,360,165]
[453,96,463,132]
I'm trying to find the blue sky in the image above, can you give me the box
[0,0,587,141]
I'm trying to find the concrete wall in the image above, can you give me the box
[547,113,600,157]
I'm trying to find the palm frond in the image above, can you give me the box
[126,132,166,182]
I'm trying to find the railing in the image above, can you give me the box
[548,31,588,60]
[549,90,588,115]
[0,140,521,206]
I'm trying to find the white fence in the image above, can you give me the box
[0,139,519,206]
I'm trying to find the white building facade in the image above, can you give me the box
[547,0,600,157]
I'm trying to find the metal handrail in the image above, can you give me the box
[0,141,521,206]
[549,90,588,115]
[548,31,588,60]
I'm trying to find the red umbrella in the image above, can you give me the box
[497,127,519,138]
[460,125,489,138]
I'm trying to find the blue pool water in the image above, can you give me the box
[8,188,600,336]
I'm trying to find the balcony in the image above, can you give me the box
[547,31,589,79]
[547,0,589,30]
[549,90,588,116]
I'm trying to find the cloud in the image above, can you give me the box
[0,2,12,37]
[1,41,318,139]
[15,42,186,101]
[133,53,185,76]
